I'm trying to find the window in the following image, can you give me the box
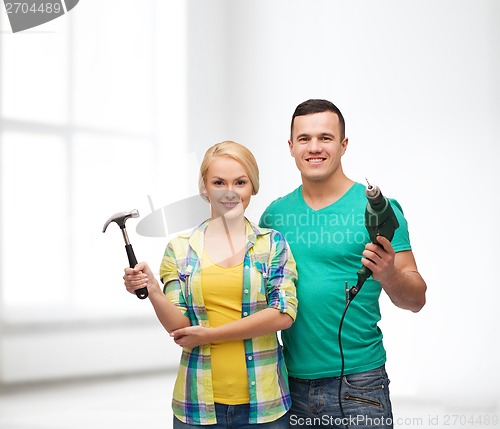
[0,1,189,318]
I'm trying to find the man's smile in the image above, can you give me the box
[305,157,326,164]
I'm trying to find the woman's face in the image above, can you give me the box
[204,156,254,219]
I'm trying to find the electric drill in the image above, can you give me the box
[348,180,400,301]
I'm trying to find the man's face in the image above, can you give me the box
[288,111,348,183]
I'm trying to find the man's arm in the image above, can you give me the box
[362,236,427,312]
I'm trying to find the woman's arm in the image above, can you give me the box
[124,262,190,332]
[170,308,292,348]
[171,230,298,349]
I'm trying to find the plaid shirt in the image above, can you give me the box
[159,218,298,425]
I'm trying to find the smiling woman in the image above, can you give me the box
[201,143,258,267]
[122,141,298,428]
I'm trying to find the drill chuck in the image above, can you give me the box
[365,182,384,207]
[348,181,400,301]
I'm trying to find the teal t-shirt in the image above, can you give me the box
[259,183,411,378]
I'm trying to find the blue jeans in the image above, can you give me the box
[173,403,289,428]
[288,365,393,428]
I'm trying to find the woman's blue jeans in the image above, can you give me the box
[173,403,289,428]
[288,365,393,428]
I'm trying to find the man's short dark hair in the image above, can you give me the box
[290,99,345,140]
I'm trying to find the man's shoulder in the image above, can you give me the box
[387,197,404,215]
[264,186,302,212]
[259,187,301,228]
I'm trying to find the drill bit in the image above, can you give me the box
[365,178,381,201]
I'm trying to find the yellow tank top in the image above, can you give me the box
[201,251,249,404]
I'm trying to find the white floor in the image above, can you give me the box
[0,372,498,429]
[0,371,175,429]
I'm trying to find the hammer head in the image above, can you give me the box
[102,209,140,233]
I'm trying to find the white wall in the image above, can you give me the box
[0,0,188,384]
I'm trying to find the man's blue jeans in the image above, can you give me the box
[288,365,393,428]
[173,403,289,428]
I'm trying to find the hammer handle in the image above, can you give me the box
[125,244,148,300]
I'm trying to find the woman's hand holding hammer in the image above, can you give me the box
[123,262,159,296]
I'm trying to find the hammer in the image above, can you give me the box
[102,209,148,299]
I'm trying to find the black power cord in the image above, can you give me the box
[337,283,356,429]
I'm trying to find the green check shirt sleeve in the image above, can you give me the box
[266,230,298,321]
[159,241,188,317]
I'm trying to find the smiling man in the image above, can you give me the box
[259,99,427,428]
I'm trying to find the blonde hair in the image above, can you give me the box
[199,141,260,202]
